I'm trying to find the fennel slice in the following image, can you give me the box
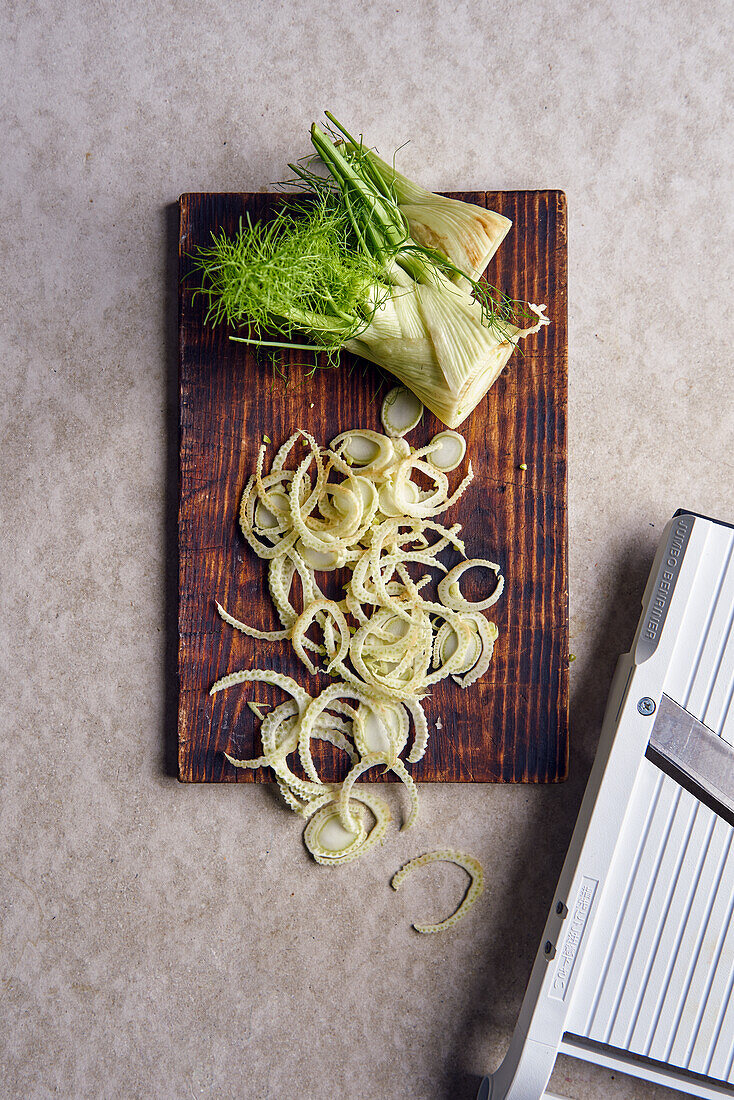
[214,421,505,868]
[330,429,394,471]
[381,386,424,438]
[427,431,466,472]
[306,793,391,866]
[391,849,484,933]
[304,802,367,860]
[354,705,392,756]
[437,559,505,612]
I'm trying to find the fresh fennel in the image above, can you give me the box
[192,114,548,428]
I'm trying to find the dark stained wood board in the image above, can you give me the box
[178,190,568,783]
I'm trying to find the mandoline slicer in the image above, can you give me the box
[481,511,734,1100]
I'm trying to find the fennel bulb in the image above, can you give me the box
[192,114,548,428]
[346,264,546,429]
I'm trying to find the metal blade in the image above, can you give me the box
[646,694,734,825]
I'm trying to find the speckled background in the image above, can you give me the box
[1,1,733,1098]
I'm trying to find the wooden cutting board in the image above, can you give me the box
[178,190,568,783]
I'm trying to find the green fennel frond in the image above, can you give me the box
[190,192,389,366]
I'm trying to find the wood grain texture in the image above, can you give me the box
[178,191,568,783]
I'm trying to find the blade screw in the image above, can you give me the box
[556,901,564,915]
[544,941,553,954]
[637,697,656,716]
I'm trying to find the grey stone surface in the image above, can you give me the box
[1,0,733,1097]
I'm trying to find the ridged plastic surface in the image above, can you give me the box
[566,519,734,1082]
[663,520,734,745]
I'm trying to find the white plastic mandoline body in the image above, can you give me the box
[481,511,734,1100]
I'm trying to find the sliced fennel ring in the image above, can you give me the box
[453,614,499,688]
[381,386,423,438]
[213,421,504,876]
[304,801,367,862]
[294,540,343,571]
[391,850,484,933]
[330,430,394,472]
[427,431,466,472]
[215,599,290,642]
[437,558,505,612]
[305,793,392,866]
[353,700,408,758]
[209,667,311,709]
